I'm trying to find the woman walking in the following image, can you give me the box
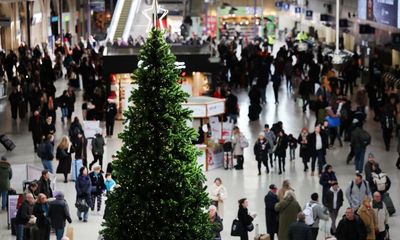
[297,128,310,171]
[254,132,270,175]
[56,136,74,183]
[237,198,256,240]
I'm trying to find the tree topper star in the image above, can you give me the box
[142,0,168,32]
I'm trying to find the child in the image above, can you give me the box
[288,134,298,161]
[104,173,116,193]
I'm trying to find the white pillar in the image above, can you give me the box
[335,0,339,53]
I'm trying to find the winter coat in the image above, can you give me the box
[238,206,254,235]
[37,176,53,198]
[351,127,371,150]
[264,131,276,154]
[0,160,12,192]
[297,133,309,159]
[304,200,329,228]
[105,102,117,121]
[319,171,337,205]
[307,131,328,156]
[28,115,44,142]
[274,196,302,240]
[75,174,92,206]
[209,183,227,219]
[275,134,288,157]
[92,134,105,155]
[357,205,376,240]
[336,215,367,240]
[73,137,87,162]
[210,213,223,239]
[326,187,344,211]
[372,200,389,233]
[225,93,239,115]
[89,172,106,196]
[38,140,54,161]
[254,139,270,163]
[232,133,245,156]
[345,180,372,210]
[48,193,72,229]
[33,202,50,230]
[56,146,74,174]
[288,221,312,240]
[15,200,34,225]
[264,191,279,235]
[42,122,56,137]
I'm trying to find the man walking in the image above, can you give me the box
[48,192,72,240]
[350,121,371,173]
[264,184,279,240]
[0,156,12,210]
[345,173,372,210]
[105,98,117,137]
[372,192,389,240]
[336,207,367,240]
[303,193,329,240]
[307,124,328,176]
[288,212,312,240]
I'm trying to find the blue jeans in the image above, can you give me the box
[55,228,65,240]
[77,209,89,220]
[17,224,25,240]
[259,88,267,103]
[61,107,68,120]
[41,160,53,173]
[354,148,366,173]
[1,191,7,209]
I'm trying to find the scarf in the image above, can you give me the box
[372,200,383,210]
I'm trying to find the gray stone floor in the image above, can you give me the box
[1,67,400,240]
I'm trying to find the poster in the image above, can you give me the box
[8,195,21,225]
[209,116,222,140]
[83,120,100,139]
[373,0,398,27]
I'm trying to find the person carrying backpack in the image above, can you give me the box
[350,122,371,173]
[345,173,372,210]
[303,193,329,240]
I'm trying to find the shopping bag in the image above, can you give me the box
[66,225,74,240]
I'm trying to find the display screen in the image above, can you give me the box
[358,0,399,27]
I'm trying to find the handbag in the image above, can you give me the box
[246,223,254,232]
[230,219,243,236]
[75,198,89,212]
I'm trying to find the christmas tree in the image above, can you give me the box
[101,29,212,240]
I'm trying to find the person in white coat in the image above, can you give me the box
[209,177,228,219]
[372,192,389,240]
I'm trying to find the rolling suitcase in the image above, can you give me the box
[0,134,15,151]
[383,192,396,216]
[71,159,83,181]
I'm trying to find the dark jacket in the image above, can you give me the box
[225,93,239,115]
[275,134,288,157]
[0,160,12,192]
[89,171,106,195]
[28,115,44,141]
[56,146,74,174]
[336,215,367,240]
[288,221,312,240]
[307,131,328,156]
[37,176,53,198]
[38,140,54,160]
[33,202,50,229]
[297,134,309,159]
[211,213,223,239]
[16,200,34,225]
[48,193,72,229]
[319,171,337,205]
[73,136,87,161]
[350,127,371,150]
[75,174,92,205]
[326,188,344,211]
[264,191,279,235]
[238,206,254,235]
[92,134,105,155]
[105,102,117,121]
[254,139,270,163]
[42,122,56,137]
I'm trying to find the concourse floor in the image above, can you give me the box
[1,75,400,240]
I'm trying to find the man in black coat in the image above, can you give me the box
[264,184,279,240]
[307,124,328,176]
[48,192,72,239]
[105,98,117,137]
[336,207,367,240]
[15,193,35,240]
[37,170,53,198]
[28,110,44,152]
[288,212,312,240]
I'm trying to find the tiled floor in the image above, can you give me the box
[1,61,400,240]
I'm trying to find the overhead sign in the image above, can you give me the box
[90,1,105,12]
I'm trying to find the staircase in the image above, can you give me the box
[113,0,133,40]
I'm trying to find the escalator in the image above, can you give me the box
[113,0,133,40]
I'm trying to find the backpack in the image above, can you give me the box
[303,202,317,225]
[359,129,371,147]
[239,135,249,148]
[372,172,387,191]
